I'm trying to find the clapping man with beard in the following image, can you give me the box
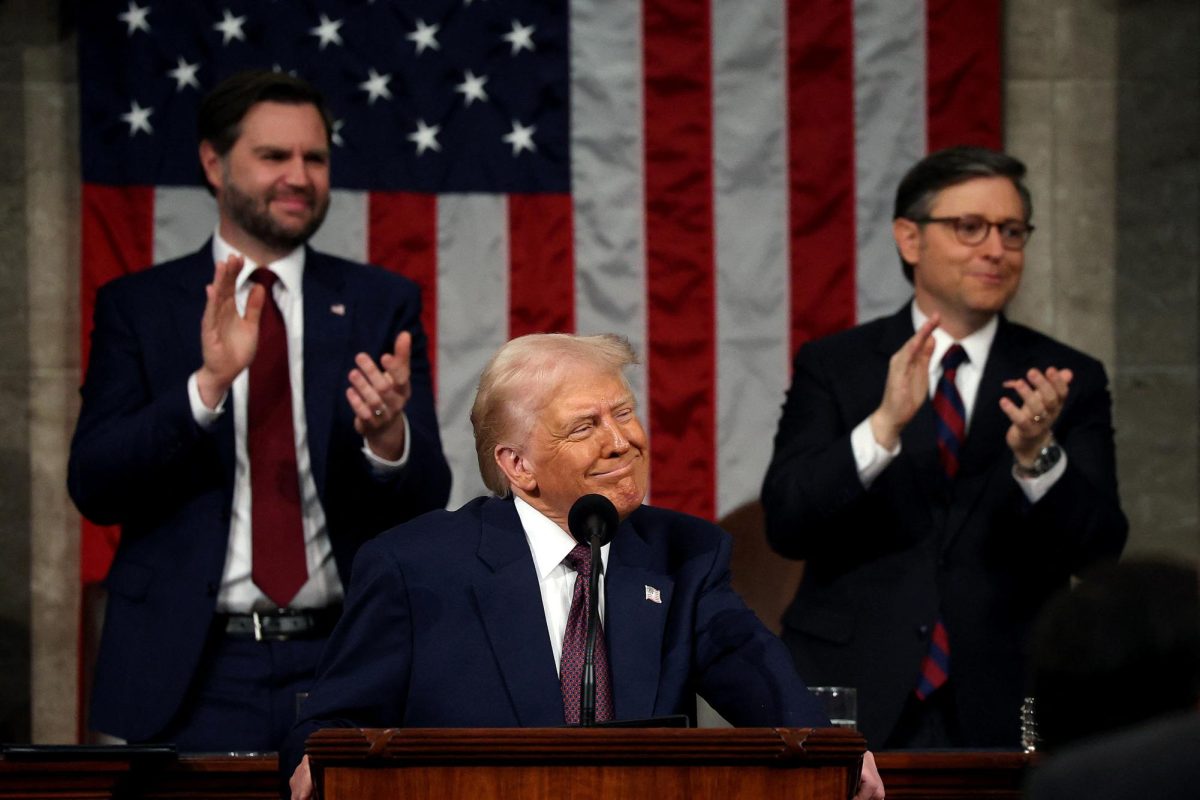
[69,70,451,752]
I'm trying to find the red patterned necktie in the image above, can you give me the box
[560,543,614,724]
[917,345,968,699]
[247,268,307,607]
[932,344,969,479]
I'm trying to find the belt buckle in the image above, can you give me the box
[252,610,265,642]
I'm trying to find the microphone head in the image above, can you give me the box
[567,494,620,546]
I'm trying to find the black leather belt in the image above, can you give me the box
[220,606,342,642]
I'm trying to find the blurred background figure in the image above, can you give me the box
[1028,556,1200,753]
[1025,556,1199,798]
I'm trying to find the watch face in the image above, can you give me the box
[1017,442,1061,477]
[1034,444,1062,473]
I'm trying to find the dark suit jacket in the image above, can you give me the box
[282,496,829,775]
[1026,712,1200,800]
[68,243,452,742]
[761,304,1128,749]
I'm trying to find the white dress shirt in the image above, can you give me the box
[514,496,610,677]
[850,302,1066,501]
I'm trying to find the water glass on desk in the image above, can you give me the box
[809,686,857,729]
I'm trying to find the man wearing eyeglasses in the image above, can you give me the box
[761,146,1128,750]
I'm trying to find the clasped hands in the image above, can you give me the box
[869,314,1071,469]
[196,254,411,461]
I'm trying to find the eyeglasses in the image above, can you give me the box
[911,215,1035,251]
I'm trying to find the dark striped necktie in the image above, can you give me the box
[916,344,968,699]
[932,344,969,479]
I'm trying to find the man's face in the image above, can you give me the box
[203,101,331,258]
[510,363,649,528]
[896,175,1026,337]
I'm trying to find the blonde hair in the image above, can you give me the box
[470,333,639,496]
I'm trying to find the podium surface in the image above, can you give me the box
[307,726,866,799]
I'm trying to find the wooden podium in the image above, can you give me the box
[306,726,866,799]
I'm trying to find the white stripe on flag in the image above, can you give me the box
[712,0,791,519]
[311,190,368,264]
[569,0,650,409]
[436,193,510,509]
[853,0,927,322]
[154,187,215,263]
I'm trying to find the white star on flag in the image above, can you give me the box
[167,57,200,91]
[502,120,536,156]
[358,69,393,104]
[407,19,441,55]
[117,1,150,36]
[455,70,489,106]
[331,119,345,147]
[408,120,442,155]
[503,20,535,55]
[120,100,153,136]
[213,9,247,45]
[309,14,344,50]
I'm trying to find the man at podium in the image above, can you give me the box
[285,333,883,799]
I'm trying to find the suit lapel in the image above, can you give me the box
[471,499,565,726]
[605,516,673,720]
[301,250,351,499]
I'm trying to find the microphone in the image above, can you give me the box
[567,493,619,547]
[566,494,619,726]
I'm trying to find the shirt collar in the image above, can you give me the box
[515,496,610,580]
[911,301,998,372]
[212,229,306,295]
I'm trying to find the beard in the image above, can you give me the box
[221,171,330,254]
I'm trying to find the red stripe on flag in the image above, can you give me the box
[642,0,716,520]
[80,183,155,587]
[368,192,439,393]
[81,184,156,367]
[925,0,1003,151]
[786,1,857,354]
[508,193,575,338]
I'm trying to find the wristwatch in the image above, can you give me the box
[1014,439,1062,478]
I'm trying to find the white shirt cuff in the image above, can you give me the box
[187,371,226,429]
[852,417,901,489]
[1012,450,1068,503]
[361,413,412,475]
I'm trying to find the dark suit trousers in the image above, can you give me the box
[150,627,327,753]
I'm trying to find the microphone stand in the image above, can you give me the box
[579,528,603,727]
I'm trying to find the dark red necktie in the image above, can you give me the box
[560,543,614,724]
[917,345,968,699]
[247,268,307,607]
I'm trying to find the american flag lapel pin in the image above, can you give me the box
[644,585,662,604]
[330,303,346,316]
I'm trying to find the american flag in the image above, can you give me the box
[79,0,1000,583]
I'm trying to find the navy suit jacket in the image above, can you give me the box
[762,305,1128,749]
[282,496,828,775]
[68,243,452,742]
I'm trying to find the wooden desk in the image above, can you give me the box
[0,747,1032,799]
[876,750,1032,799]
[307,727,866,799]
